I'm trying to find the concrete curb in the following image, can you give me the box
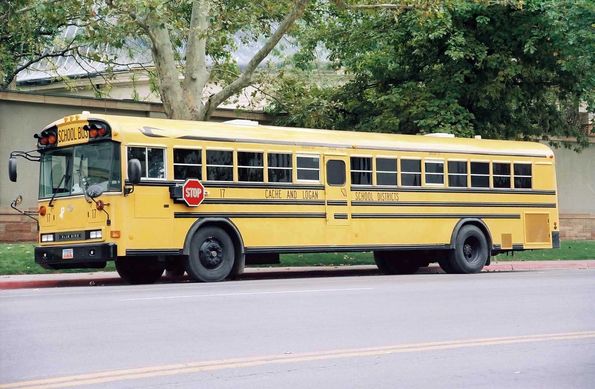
[1,261,594,290]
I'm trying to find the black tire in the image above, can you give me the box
[448,225,489,273]
[438,257,457,274]
[373,251,420,275]
[116,257,165,284]
[186,226,235,282]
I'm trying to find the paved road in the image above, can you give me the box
[1,270,594,388]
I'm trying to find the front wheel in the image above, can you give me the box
[115,257,165,284]
[447,225,489,274]
[186,227,235,282]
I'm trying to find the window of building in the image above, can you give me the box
[173,148,201,180]
[376,157,397,186]
[297,155,320,181]
[326,160,346,186]
[448,160,467,187]
[493,162,511,188]
[401,159,421,186]
[514,163,532,188]
[238,151,263,182]
[351,156,372,185]
[471,161,490,188]
[425,160,444,185]
[206,150,233,181]
[128,146,165,179]
[268,153,292,183]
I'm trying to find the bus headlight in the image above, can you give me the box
[41,234,54,242]
[89,230,102,239]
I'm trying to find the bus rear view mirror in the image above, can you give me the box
[128,158,142,184]
[8,157,17,182]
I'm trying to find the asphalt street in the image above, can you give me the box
[1,269,594,388]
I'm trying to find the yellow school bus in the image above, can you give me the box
[8,112,560,283]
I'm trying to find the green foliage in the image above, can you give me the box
[272,0,594,146]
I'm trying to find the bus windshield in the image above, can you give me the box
[39,141,121,199]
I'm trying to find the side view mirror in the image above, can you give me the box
[13,195,23,206]
[128,159,142,184]
[8,157,17,182]
[86,184,105,199]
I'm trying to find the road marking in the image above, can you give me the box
[2,330,595,388]
[119,287,375,301]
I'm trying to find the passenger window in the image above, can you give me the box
[448,161,467,187]
[206,150,233,181]
[514,163,532,188]
[174,148,202,180]
[327,160,346,186]
[351,157,372,185]
[297,155,320,181]
[471,162,490,188]
[268,153,292,183]
[425,161,444,185]
[238,151,263,182]
[376,158,397,186]
[401,159,421,186]
[493,162,511,188]
[128,146,165,179]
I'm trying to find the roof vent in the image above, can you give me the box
[474,135,482,139]
[223,119,259,126]
[424,133,455,138]
[82,111,90,115]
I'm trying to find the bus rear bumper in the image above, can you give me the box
[35,243,117,270]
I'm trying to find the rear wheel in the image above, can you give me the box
[447,225,489,274]
[374,251,420,275]
[186,226,235,282]
[115,257,165,284]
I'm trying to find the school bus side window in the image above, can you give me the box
[128,146,165,179]
[207,150,233,181]
[297,155,320,181]
[268,153,292,183]
[174,148,202,180]
[238,151,263,182]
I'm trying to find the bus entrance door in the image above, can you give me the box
[324,155,351,226]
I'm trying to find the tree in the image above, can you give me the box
[1,0,309,120]
[0,0,88,89]
[272,0,594,147]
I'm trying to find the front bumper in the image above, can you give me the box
[35,243,117,269]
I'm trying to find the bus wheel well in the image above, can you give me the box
[183,218,245,277]
[451,218,493,262]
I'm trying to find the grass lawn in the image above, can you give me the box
[0,240,593,275]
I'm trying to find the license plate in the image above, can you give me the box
[62,249,74,260]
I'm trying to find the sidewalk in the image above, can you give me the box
[1,260,594,290]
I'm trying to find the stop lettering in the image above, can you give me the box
[182,179,205,207]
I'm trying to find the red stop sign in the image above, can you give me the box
[182,179,205,207]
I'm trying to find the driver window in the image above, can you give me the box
[128,146,166,180]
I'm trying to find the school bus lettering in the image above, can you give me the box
[58,125,89,146]
[286,190,298,199]
[265,189,283,199]
[303,190,319,200]
[377,192,399,202]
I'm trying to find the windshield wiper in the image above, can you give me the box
[48,158,72,208]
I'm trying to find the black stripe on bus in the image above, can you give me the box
[203,199,325,206]
[334,214,349,220]
[204,182,325,190]
[174,212,326,219]
[327,200,349,206]
[351,201,557,208]
[244,244,451,254]
[175,134,550,158]
[126,249,183,256]
[493,244,525,251]
[352,186,556,195]
[351,213,521,220]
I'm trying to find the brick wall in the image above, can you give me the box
[559,214,595,240]
[0,210,38,242]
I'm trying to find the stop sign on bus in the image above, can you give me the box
[182,179,205,207]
